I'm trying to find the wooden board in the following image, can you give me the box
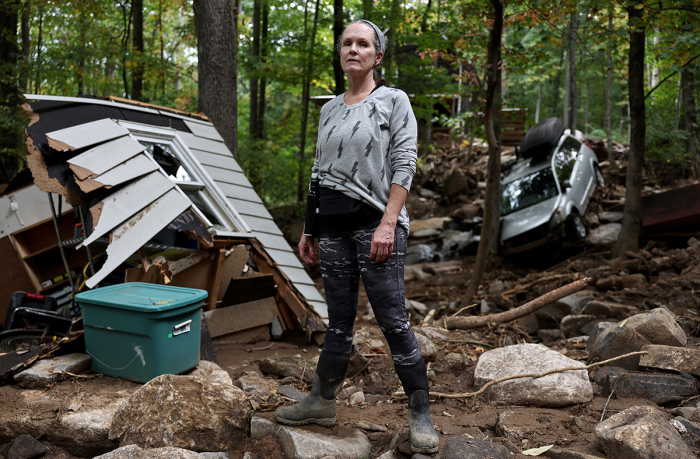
[203,297,278,338]
[46,119,130,151]
[183,119,225,142]
[85,188,192,288]
[74,154,158,193]
[82,171,174,246]
[221,274,276,307]
[0,236,36,320]
[216,245,250,302]
[68,135,146,179]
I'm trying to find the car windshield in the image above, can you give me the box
[501,167,559,216]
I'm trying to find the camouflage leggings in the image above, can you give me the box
[319,217,423,367]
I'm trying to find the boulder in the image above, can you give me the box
[554,290,597,315]
[14,353,92,389]
[596,273,647,291]
[587,223,621,246]
[513,313,539,335]
[108,363,250,452]
[93,445,200,458]
[405,244,436,265]
[258,356,316,384]
[409,217,451,234]
[584,321,616,348]
[587,323,651,370]
[623,308,687,347]
[582,300,638,319]
[474,343,593,407]
[599,211,624,223]
[443,170,470,198]
[595,405,695,459]
[612,372,697,404]
[276,385,305,402]
[413,333,437,362]
[451,203,480,221]
[440,436,509,459]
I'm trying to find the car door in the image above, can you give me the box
[555,136,587,209]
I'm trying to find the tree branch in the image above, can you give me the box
[645,53,700,100]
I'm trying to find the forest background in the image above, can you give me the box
[0,0,698,211]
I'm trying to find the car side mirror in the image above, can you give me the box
[562,180,572,189]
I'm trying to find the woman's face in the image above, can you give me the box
[340,23,382,78]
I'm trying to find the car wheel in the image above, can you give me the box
[567,213,587,241]
[594,165,605,187]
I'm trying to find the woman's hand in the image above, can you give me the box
[298,233,317,264]
[370,220,395,263]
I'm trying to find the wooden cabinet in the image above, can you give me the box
[10,211,88,294]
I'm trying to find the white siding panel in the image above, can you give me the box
[264,248,304,269]
[179,132,230,156]
[46,119,129,151]
[254,232,290,251]
[308,300,328,319]
[280,266,316,286]
[242,215,283,235]
[206,167,252,187]
[218,183,263,203]
[295,283,326,302]
[184,119,225,142]
[191,150,243,172]
[68,135,146,178]
[230,200,273,219]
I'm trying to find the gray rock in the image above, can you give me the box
[418,187,441,200]
[417,326,449,341]
[109,364,251,451]
[235,371,280,397]
[488,280,505,294]
[595,405,695,459]
[349,391,365,406]
[593,366,627,387]
[624,308,687,347]
[543,447,607,458]
[612,372,697,404]
[445,352,466,371]
[355,420,387,432]
[414,333,438,362]
[451,203,480,221]
[639,344,700,376]
[14,353,92,389]
[440,436,508,459]
[277,385,306,402]
[413,228,441,238]
[672,407,697,420]
[474,343,592,407]
[276,425,371,459]
[513,313,539,335]
[189,361,232,385]
[7,434,46,459]
[584,321,616,347]
[596,273,648,291]
[554,290,597,315]
[250,415,284,440]
[561,315,599,338]
[582,300,638,319]
[258,356,316,384]
[537,329,563,341]
[375,451,400,459]
[407,299,428,314]
[587,223,621,246]
[598,211,624,223]
[94,445,201,458]
[441,230,476,256]
[443,170,470,198]
[587,323,651,370]
[534,303,572,329]
[406,244,436,265]
[198,454,229,459]
[410,217,451,234]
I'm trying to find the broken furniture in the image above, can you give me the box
[1,94,327,344]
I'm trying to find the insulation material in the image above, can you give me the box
[45,119,129,152]
[85,187,192,288]
[25,136,83,206]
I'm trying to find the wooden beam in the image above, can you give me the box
[206,248,226,311]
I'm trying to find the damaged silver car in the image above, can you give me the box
[500,117,603,255]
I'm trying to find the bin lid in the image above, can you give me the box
[75,283,208,312]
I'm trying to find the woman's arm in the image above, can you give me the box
[370,183,408,262]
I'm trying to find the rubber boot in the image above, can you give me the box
[395,359,439,454]
[274,350,350,426]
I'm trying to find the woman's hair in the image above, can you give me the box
[336,20,387,87]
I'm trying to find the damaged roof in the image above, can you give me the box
[20,94,328,321]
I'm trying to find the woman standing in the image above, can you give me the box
[275,20,439,455]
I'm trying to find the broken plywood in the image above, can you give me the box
[203,297,278,338]
[25,136,83,206]
[85,187,192,288]
[217,245,250,302]
[45,119,129,152]
[68,135,147,180]
[80,170,174,247]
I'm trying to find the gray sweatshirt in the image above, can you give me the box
[312,86,418,232]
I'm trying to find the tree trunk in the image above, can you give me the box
[535,79,541,123]
[0,0,24,183]
[297,0,321,201]
[132,0,144,101]
[683,65,699,177]
[384,0,402,84]
[462,0,502,305]
[333,0,345,95]
[35,4,43,93]
[20,1,29,94]
[258,1,268,139]
[193,0,238,158]
[501,26,507,102]
[614,2,645,257]
[551,44,565,118]
[605,8,618,172]
[249,0,260,140]
[564,12,578,133]
[362,0,373,21]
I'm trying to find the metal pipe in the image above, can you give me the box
[77,205,97,279]
[47,193,76,293]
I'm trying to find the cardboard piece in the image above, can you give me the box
[221,274,276,307]
[210,325,270,345]
[203,297,278,338]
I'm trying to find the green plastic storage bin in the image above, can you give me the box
[76,283,207,383]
